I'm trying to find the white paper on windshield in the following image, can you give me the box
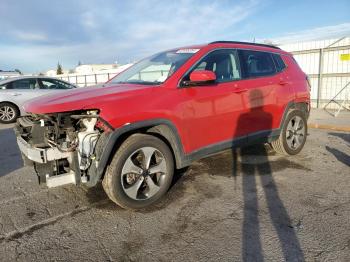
[176,49,200,54]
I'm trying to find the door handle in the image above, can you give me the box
[11,93,21,96]
[232,88,248,93]
[279,80,288,86]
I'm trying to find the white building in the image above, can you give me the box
[46,69,58,77]
[0,70,21,80]
[75,64,117,74]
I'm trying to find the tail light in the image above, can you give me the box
[306,75,311,91]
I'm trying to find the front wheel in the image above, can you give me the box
[102,134,174,209]
[271,110,307,155]
[0,102,19,124]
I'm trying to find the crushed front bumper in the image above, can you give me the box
[17,136,71,164]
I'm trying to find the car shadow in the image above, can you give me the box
[0,127,23,177]
[325,146,350,167]
[84,167,189,212]
[232,89,304,261]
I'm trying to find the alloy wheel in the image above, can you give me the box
[0,106,16,122]
[285,115,306,150]
[121,147,167,200]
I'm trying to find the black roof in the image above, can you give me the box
[209,41,280,50]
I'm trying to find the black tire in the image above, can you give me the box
[0,102,19,124]
[271,110,307,155]
[102,134,174,209]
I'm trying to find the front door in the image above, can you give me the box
[37,78,75,95]
[178,49,247,152]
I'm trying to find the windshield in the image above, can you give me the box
[110,49,199,85]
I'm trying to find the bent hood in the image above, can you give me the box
[24,84,153,114]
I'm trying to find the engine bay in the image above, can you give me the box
[14,110,108,187]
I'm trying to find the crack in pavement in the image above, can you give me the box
[0,199,110,243]
[314,240,350,259]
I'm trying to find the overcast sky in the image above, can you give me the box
[1,0,350,73]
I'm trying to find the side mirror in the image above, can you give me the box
[188,70,216,85]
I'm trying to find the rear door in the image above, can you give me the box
[237,49,286,139]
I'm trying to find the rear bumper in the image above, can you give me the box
[17,136,71,164]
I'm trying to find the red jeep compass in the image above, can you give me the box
[15,41,310,209]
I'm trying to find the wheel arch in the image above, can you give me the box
[146,123,185,168]
[87,119,186,187]
[279,101,310,129]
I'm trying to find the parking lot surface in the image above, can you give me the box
[0,124,349,261]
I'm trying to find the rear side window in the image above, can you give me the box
[239,50,276,78]
[7,79,37,89]
[272,54,286,72]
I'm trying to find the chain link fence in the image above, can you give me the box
[287,37,350,109]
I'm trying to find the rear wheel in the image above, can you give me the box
[271,110,307,155]
[0,102,19,124]
[102,134,174,209]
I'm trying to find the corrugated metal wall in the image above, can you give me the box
[280,37,350,109]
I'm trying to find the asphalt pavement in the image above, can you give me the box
[0,124,349,261]
[308,108,350,132]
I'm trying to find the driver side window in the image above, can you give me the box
[184,49,241,84]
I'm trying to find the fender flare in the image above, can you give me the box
[87,118,186,187]
[279,101,310,130]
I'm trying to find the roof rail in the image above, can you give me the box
[209,41,280,50]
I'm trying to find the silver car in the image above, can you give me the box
[0,76,76,124]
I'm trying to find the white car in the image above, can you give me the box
[0,76,76,124]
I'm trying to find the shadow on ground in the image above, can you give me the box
[328,132,350,144]
[0,127,22,177]
[327,132,350,167]
[84,166,190,214]
[326,146,350,167]
[232,89,304,261]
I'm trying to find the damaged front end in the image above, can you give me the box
[14,110,112,188]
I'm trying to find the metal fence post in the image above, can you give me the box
[84,75,87,87]
[94,74,97,84]
[317,48,324,108]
